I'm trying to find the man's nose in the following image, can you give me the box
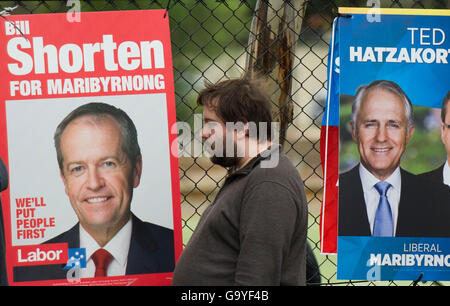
[376,126,388,142]
[201,127,210,139]
[201,123,213,139]
[86,168,104,190]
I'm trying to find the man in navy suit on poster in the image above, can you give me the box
[339,81,450,238]
[14,103,174,282]
[419,92,450,187]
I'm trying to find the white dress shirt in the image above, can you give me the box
[79,217,132,278]
[359,164,401,235]
[443,160,450,187]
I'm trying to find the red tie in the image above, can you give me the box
[91,249,113,277]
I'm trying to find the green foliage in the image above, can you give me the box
[402,106,446,174]
[169,1,255,124]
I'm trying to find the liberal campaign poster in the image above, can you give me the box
[0,10,183,285]
[321,8,450,281]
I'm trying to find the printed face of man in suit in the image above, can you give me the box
[441,100,450,163]
[59,115,142,242]
[351,88,415,181]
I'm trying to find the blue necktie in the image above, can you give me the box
[373,182,393,237]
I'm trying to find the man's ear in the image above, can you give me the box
[406,124,415,144]
[242,122,249,138]
[133,155,143,188]
[350,121,357,142]
[232,121,249,140]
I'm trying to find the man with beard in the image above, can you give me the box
[172,78,310,286]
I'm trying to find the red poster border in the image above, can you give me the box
[0,10,182,286]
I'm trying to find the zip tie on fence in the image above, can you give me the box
[164,0,171,18]
[0,4,28,42]
[412,273,424,286]
[0,4,18,16]
[337,13,352,18]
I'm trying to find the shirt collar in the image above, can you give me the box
[80,217,132,268]
[443,160,450,187]
[359,163,401,193]
[229,145,279,174]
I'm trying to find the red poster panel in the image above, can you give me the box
[0,10,182,286]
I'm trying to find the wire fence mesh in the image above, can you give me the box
[0,0,449,286]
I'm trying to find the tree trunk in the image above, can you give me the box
[245,0,307,145]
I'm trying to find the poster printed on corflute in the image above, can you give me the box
[321,7,450,281]
[0,10,182,286]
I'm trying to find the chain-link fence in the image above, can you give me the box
[0,0,448,286]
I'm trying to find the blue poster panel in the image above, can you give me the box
[336,8,450,281]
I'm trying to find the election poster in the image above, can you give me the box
[320,8,450,281]
[0,10,183,285]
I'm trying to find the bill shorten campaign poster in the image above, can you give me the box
[320,7,450,281]
[0,10,182,285]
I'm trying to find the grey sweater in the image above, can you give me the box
[172,146,308,286]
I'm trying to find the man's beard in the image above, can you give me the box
[207,140,242,168]
[204,130,243,168]
[210,155,240,168]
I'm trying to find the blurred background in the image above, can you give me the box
[0,0,448,286]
